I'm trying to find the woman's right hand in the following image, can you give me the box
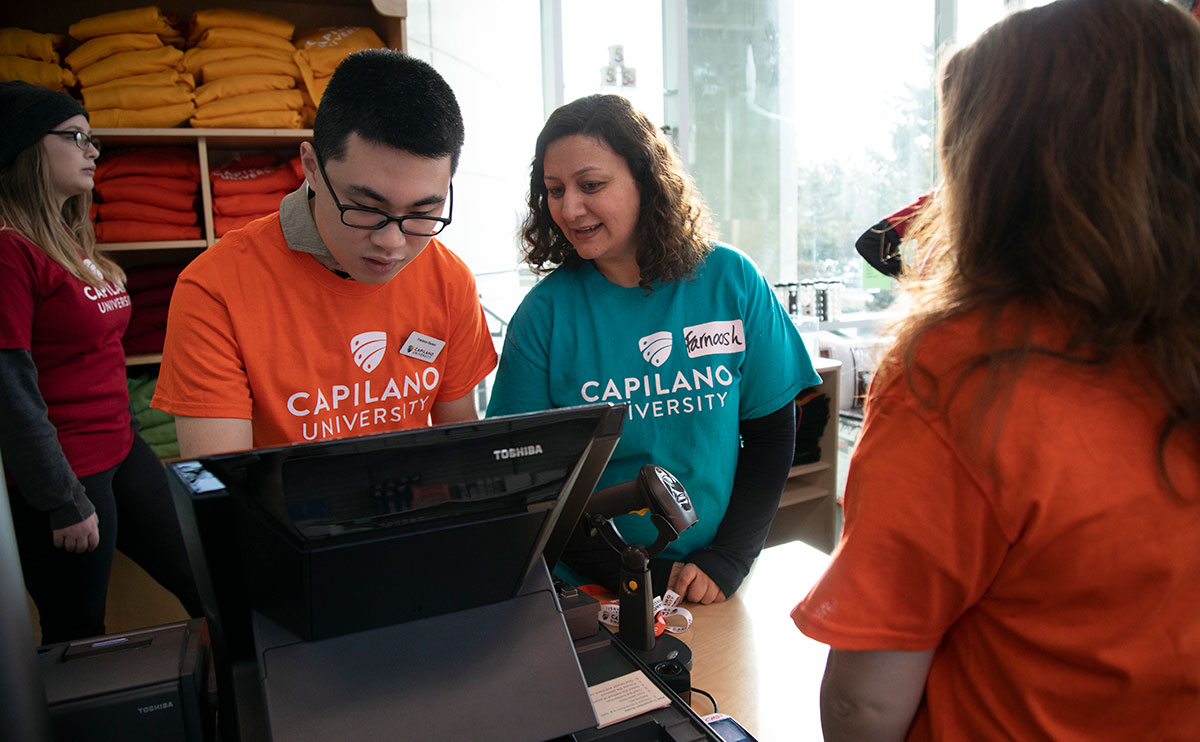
[52,513,99,553]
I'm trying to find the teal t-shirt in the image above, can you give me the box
[487,244,820,561]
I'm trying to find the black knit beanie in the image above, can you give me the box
[0,81,89,171]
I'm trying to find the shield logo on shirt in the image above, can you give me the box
[638,331,673,367]
[350,331,388,372]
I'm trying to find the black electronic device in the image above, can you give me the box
[167,403,629,742]
[584,464,698,650]
[37,619,211,742]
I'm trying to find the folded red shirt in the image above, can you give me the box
[96,147,201,182]
[95,220,202,243]
[98,201,198,226]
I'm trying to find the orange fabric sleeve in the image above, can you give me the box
[75,46,184,88]
[0,28,66,64]
[68,7,177,42]
[64,32,163,72]
[193,73,294,106]
[95,220,201,243]
[89,101,194,129]
[97,201,198,226]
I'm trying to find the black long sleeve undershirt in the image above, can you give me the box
[559,399,797,598]
[0,349,93,528]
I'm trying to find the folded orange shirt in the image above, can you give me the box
[193,73,295,106]
[188,8,294,44]
[95,220,201,243]
[198,56,301,83]
[211,162,301,196]
[89,101,194,128]
[215,212,273,237]
[96,147,200,182]
[193,89,302,120]
[75,46,184,88]
[87,69,194,91]
[97,201,197,226]
[0,55,76,90]
[82,82,193,111]
[65,32,163,72]
[287,155,304,182]
[192,27,295,53]
[212,191,289,216]
[189,110,302,129]
[182,46,293,76]
[69,7,177,42]
[0,28,66,64]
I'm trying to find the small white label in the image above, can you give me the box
[682,319,746,359]
[398,331,446,362]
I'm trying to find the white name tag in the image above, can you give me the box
[682,319,746,359]
[398,331,446,362]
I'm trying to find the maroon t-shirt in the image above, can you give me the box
[0,230,133,476]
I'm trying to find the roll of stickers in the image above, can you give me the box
[599,590,694,635]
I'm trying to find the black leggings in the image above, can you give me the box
[9,435,202,644]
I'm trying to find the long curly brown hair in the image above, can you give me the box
[521,94,713,292]
[890,0,1200,483]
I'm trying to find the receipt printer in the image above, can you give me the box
[38,619,212,742]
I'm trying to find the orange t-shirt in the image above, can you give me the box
[152,212,497,449]
[792,309,1200,741]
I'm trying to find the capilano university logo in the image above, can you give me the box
[350,331,388,372]
[639,331,673,367]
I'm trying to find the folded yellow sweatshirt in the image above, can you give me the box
[189,109,302,129]
[188,9,294,44]
[182,46,293,77]
[0,28,66,64]
[192,28,296,54]
[65,32,162,72]
[90,101,195,128]
[75,46,184,88]
[82,82,193,111]
[194,73,294,107]
[88,69,193,91]
[293,27,385,78]
[0,55,76,90]
[68,7,177,42]
[193,89,303,120]
[199,56,301,83]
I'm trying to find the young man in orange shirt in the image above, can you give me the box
[154,50,497,457]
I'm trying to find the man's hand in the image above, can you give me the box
[668,561,726,604]
[53,513,99,553]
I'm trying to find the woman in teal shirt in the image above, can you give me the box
[487,94,819,604]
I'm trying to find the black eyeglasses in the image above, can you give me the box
[47,130,101,153]
[314,152,452,236]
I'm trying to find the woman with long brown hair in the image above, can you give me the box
[793,0,1200,739]
[0,81,199,643]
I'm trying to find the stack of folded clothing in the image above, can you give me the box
[292,26,384,115]
[210,153,302,236]
[128,373,179,459]
[122,262,188,355]
[92,147,202,243]
[793,389,831,466]
[185,9,304,129]
[0,27,75,90]
[67,6,194,128]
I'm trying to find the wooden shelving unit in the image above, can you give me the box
[768,356,842,553]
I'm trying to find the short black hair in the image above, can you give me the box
[313,49,465,173]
